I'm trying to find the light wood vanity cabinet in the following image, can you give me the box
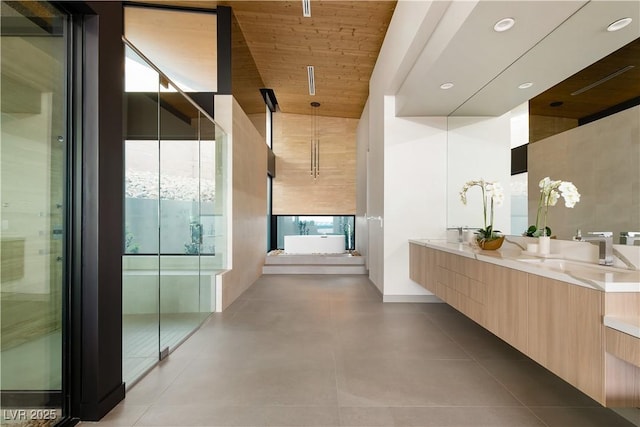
[603,292,640,407]
[484,264,528,354]
[409,242,640,407]
[410,244,527,348]
[527,275,604,403]
[433,248,486,325]
[409,243,437,293]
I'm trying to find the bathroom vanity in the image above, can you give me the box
[409,239,640,408]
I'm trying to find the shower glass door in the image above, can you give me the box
[1,1,67,421]
[124,39,225,386]
[123,45,161,385]
[158,84,203,354]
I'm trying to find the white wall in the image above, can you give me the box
[447,114,512,233]
[364,0,451,293]
[383,96,447,300]
[360,0,519,299]
[365,94,385,292]
[355,101,369,267]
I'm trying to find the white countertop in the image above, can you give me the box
[604,315,640,339]
[409,239,640,293]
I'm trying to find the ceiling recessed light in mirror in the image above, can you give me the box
[518,82,533,89]
[494,17,515,32]
[607,17,632,32]
[440,82,454,90]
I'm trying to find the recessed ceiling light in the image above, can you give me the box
[440,82,454,90]
[550,101,564,107]
[518,82,533,89]
[607,17,632,32]
[494,17,515,32]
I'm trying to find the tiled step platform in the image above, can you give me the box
[262,250,367,275]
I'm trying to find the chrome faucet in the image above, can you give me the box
[620,231,640,246]
[574,231,614,266]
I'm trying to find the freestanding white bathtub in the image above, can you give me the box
[284,235,346,254]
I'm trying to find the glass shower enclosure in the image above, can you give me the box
[122,40,228,386]
[1,1,68,423]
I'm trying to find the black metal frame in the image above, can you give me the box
[270,215,357,251]
[0,3,75,425]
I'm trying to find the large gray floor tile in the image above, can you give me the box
[122,358,191,405]
[240,275,332,301]
[531,407,638,427]
[338,407,395,426]
[333,313,469,360]
[155,356,338,406]
[389,406,546,426]
[330,300,427,316]
[427,312,527,360]
[336,358,522,407]
[79,403,148,426]
[339,406,546,427]
[219,309,334,334]
[480,358,601,407]
[135,404,340,426]
[175,328,335,363]
[88,274,633,427]
[235,296,332,314]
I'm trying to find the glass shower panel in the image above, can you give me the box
[159,84,202,353]
[122,45,160,386]
[1,0,66,417]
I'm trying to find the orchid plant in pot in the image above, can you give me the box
[525,177,580,238]
[460,179,504,249]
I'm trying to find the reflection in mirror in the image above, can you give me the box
[528,105,640,241]
[525,37,640,241]
[448,27,640,240]
[446,115,512,234]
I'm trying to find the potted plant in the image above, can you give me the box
[525,177,580,238]
[460,179,504,250]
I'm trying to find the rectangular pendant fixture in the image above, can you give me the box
[302,0,311,17]
[307,65,316,95]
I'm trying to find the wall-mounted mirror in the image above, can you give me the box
[443,1,640,240]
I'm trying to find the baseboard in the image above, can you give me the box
[383,294,444,303]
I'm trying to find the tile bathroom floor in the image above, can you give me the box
[81,274,639,427]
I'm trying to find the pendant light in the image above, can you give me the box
[310,101,320,180]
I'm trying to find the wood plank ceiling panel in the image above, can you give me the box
[135,0,396,119]
[225,1,395,118]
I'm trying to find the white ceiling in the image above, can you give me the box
[394,0,640,117]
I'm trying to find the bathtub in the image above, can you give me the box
[284,235,346,254]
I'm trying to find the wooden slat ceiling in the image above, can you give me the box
[133,1,638,123]
[132,0,396,119]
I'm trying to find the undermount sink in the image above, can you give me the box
[516,258,634,275]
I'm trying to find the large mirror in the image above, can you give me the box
[444,1,640,241]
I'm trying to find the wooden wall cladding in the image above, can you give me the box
[272,112,356,215]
